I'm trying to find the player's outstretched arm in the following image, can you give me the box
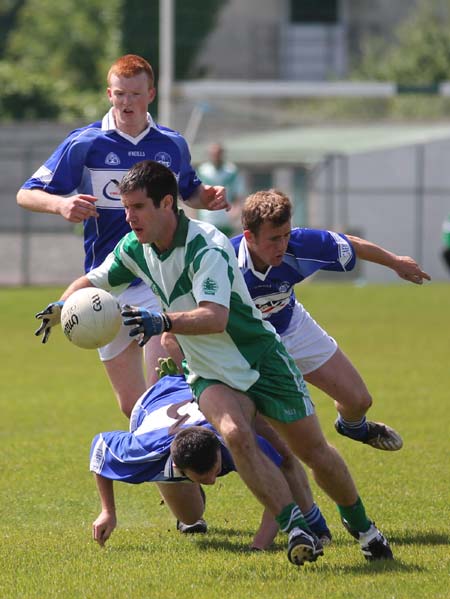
[389,255,431,284]
[346,234,431,284]
[34,276,95,343]
[92,474,117,547]
[17,188,98,223]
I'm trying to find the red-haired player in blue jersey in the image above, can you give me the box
[17,54,227,419]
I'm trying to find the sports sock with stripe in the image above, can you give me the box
[275,503,310,534]
[338,496,371,533]
[303,502,330,535]
[337,415,368,441]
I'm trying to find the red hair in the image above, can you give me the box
[107,54,154,87]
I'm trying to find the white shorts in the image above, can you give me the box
[281,301,338,375]
[98,283,162,362]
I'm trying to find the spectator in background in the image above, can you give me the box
[442,212,450,272]
[197,143,245,237]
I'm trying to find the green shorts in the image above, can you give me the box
[189,340,315,423]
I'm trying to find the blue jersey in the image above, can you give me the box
[89,374,281,484]
[21,110,201,274]
[231,229,356,334]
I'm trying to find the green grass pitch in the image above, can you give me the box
[0,283,449,599]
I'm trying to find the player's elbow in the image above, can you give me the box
[200,303,229,333]
[210,311,228,333]
[16,189,26,207]
[214,316,228,333]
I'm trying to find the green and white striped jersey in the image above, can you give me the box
[87,211,279,390]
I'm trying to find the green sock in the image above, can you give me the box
[275,503,310,534]
[338,496,371,533]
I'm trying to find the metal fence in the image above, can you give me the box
[0,123,86,286]
[2,123,450,286]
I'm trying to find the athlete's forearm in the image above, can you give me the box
[17,188,64,215]
[346,235,397,269]
[60,276,94,301]
[92,475,117,547]
[167,302,229,335]
[346,234,431,283]
[95,474,116,514]
[17,188,99,223]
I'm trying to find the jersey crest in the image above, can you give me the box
[202,277,219,295]
[154,151,172,167]
[105,152,121,166]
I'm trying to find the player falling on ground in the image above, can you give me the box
[90,365,330,550]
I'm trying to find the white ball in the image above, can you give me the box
[61,288,122,349]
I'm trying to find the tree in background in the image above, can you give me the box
[0,0,121,120]
[294,0,450,123]
[122,0,226,80]
[354,0,450,84]
[122,0,227,116]
[0,0,227,121]
[344,0,450,120]
[0,0,26,58]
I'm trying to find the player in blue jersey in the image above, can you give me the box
[90,369,330,549]
[232,189,430,450]
[17,54,227,418]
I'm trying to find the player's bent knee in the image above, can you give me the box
[222,426,256,456]
[299,440,336,470]
[357,391,372,412]
[345,390,372,413]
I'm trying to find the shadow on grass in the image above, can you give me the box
[388,530,449,545]
[192,538,423,574]
[105,527,448,564]
[317,559,423,575]
[207,526,449,545]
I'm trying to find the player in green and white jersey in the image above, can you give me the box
[89,210,288,399]
[36,160,393,565]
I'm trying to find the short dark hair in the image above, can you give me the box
[119,160,178,212]
[241,189,292,234]
[170,427,220,474]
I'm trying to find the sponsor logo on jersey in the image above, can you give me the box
[105,152,121,166]
[128,151,146,157]
[102,179,122,202]
[202,277,218,295]
[154,151,172,168]
[90,170,128,209]
[254,290,291,317]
